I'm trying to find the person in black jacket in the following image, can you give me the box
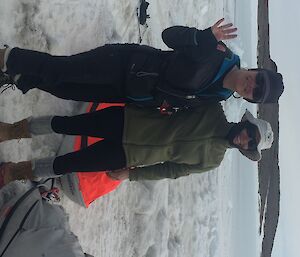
[0,18,284,112]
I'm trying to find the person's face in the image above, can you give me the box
[232,126,260,150]
[234,70,259,100]
[228,122,261,151]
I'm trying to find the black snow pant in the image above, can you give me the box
[6,45,136,102]
[51,106,126,175]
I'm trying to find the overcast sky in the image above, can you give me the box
[269,1,300,257]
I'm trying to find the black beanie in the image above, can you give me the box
[245,69,284,103]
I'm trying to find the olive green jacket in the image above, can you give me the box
[122,103,233,181]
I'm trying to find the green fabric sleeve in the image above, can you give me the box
[129,162,216,181]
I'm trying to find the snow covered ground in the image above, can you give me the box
[0,0,260,256]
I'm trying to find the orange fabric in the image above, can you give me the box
[74,103,124,207]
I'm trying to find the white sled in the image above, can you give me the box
[0,181,93,257]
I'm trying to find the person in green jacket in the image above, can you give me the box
[0,103,272,185]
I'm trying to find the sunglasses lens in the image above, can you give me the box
[255,73,264,85]
[248,140,256,150]
[247,124,257,150]
[253,87,262,101]
[253,73,265,101]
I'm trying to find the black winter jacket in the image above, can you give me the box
[125,26,238,110]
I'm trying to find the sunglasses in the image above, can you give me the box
[252,72,266,102]
[245,123,259,150]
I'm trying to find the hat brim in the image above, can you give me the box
[239,110,262,161]
[239,148,261,161]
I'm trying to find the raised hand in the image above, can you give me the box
[211,18,237,41]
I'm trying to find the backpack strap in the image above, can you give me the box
[211,51,240,84]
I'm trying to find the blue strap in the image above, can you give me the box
[195,53,240,99]
[212,54,240,84]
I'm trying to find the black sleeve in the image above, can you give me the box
[161,26,218,52]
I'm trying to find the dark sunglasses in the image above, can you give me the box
[245,123,258,150]
[252,72,266,102]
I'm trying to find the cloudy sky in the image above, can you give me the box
[269,1,300,256]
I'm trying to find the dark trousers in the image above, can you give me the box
[6,45,135,102]
[51,106,126,175]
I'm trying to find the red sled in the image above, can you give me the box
[58,102,124,207]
